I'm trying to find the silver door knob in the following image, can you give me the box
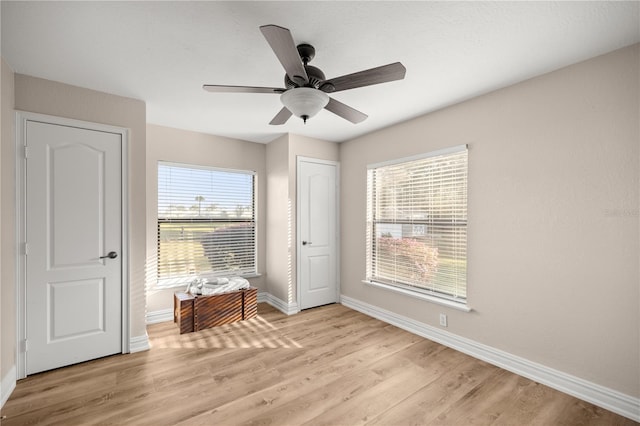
[100,251,118,259]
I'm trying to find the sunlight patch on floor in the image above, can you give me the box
[148,315,303,349]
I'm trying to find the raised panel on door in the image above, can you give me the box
[307,255,330,291]
[309,174,330,248]
[47,278,105,341]
[48,143,105,269]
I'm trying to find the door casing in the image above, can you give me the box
[15,111,130,379]
[296,156,340,310]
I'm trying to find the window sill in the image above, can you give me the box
[362,280,472,312]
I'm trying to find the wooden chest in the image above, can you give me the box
[174,287,258,334]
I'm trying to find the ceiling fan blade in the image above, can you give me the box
[203,84,285,94]
[260,24,308,85]
[269,107,293,125]
[324,98,368,124]
[322,62,406,93]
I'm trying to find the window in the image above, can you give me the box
[366,145,468,305]
[157,162,256,286]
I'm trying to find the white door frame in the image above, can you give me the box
[15,111,130,380]
[296,156,340,309]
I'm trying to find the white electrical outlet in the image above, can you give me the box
[439,313,448,327]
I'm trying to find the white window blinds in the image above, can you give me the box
[157,162,256,284]
[366,146,468,303]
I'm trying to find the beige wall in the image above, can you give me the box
[1,58,15,383]
[340,44,639,397]
[145,124,267,313]
[12,75,148,342]
[265,135,291,303]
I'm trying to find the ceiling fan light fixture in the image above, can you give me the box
[280,87,329,123]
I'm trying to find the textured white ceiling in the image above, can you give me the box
[2,1,639,143]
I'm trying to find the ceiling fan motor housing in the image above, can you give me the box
[285,64,326,89]
[283,43,336,91]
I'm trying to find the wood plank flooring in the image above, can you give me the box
[1,303,636,425]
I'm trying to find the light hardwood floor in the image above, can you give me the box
[1,303,636,425]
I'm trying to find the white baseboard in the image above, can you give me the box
[340,295,640,422]
[1,364,16,409]
[262,292,299,315]
[129,333,150,353]
[146,308,173,324]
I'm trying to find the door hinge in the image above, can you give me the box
[21,339,28,353]
[24,146,28,159]
[24,242,29,256]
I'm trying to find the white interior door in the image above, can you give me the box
[298,158,338,310]
[25,120,122,375]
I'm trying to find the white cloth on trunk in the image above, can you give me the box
[188,276,250,296]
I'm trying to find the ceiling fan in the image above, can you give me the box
[203,24,406,125]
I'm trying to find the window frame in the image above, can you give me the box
[365,145,469,311]
[156,161,258,288]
